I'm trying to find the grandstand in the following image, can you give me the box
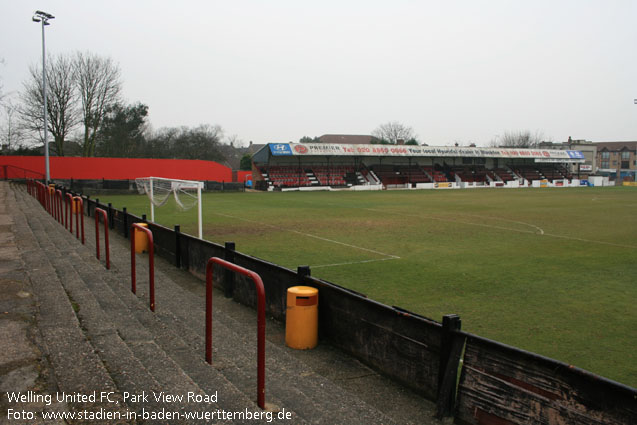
[251,142,586,190]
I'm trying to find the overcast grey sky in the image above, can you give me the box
[2,1,636,146]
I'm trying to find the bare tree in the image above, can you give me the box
[0,57,5,103]
[19,54,79,156]
[1,98,25,153]
[144,125,225,161]
[226,134,243,147]
[372,121,417,144]
[74,52,122,157]
[490,130,545,148]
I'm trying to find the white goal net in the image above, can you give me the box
[135,176,204,239]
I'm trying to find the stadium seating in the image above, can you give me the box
[310,165,353,186]
[369,164,436,185]
[257,162,572,188]
[258,166,312,188]
[449,166,488,183]
[536,165,572,181]
[258,165,356,187]
[511,165,543,181]
[492,168,516,182]
[511,164,572,182]
[422,166,449,182]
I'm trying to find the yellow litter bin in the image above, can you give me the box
[134,223,149,253]
[285,286,318,349]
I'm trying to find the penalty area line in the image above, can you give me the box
[312,257,400,269]
[211,211,401,265]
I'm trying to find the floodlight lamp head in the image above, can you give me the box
[35,10,55,19]
[33,10,55,23]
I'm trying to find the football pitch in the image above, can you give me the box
[96,186,637,387]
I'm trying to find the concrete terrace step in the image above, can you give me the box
[14,186,300,424]
[67,251,271,424]
[15,188,263,424]
[10,188,132,423]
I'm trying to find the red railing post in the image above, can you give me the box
[42,183,48,209]
[54,190,59,222]
[53,189,59,222]
[95,208,110,269]
[45,187,51,215]
[37,182,44,206]
[64,193,74,233]
[72,196,85,244]
[48,186,54,215]
[205,257,266,409]
[55,190,63,224]
[130,223,155,311]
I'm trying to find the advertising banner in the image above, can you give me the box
[269,144,293,156]
[435,182,453,188]
[268,143,583,161]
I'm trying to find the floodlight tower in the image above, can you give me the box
[32,10,55,184]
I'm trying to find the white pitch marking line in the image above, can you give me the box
[211,211,401,262]
[365,208,637,249]
[312,257,399,269]
[541,233,637,249]
[364,207,542,236]
[449,212,545,235]
[289,229,400,259]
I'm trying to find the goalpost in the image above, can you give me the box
[135,176,204,239]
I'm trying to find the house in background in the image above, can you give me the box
[594,141,637,182]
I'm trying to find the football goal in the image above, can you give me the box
[135,176,204,239]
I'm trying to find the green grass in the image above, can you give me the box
[97,186,637,387]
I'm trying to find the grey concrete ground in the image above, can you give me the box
[1,181,447,424]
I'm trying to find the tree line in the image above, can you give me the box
[0,51,227,161]
[1,51,547,159]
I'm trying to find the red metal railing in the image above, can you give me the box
[94,208,110,269]
[205,257,266,409]
[64,193,74,233]
[34,181,45,208]
[27,179,36,196]
[45,185,51,212]
[72,196,85,244]
[41,183,49,210]
[130,223,155,311]
[46,186,53,214]
[33,181,40,203]
[55,189,63,223]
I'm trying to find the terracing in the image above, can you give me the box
[0,181,440,424]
